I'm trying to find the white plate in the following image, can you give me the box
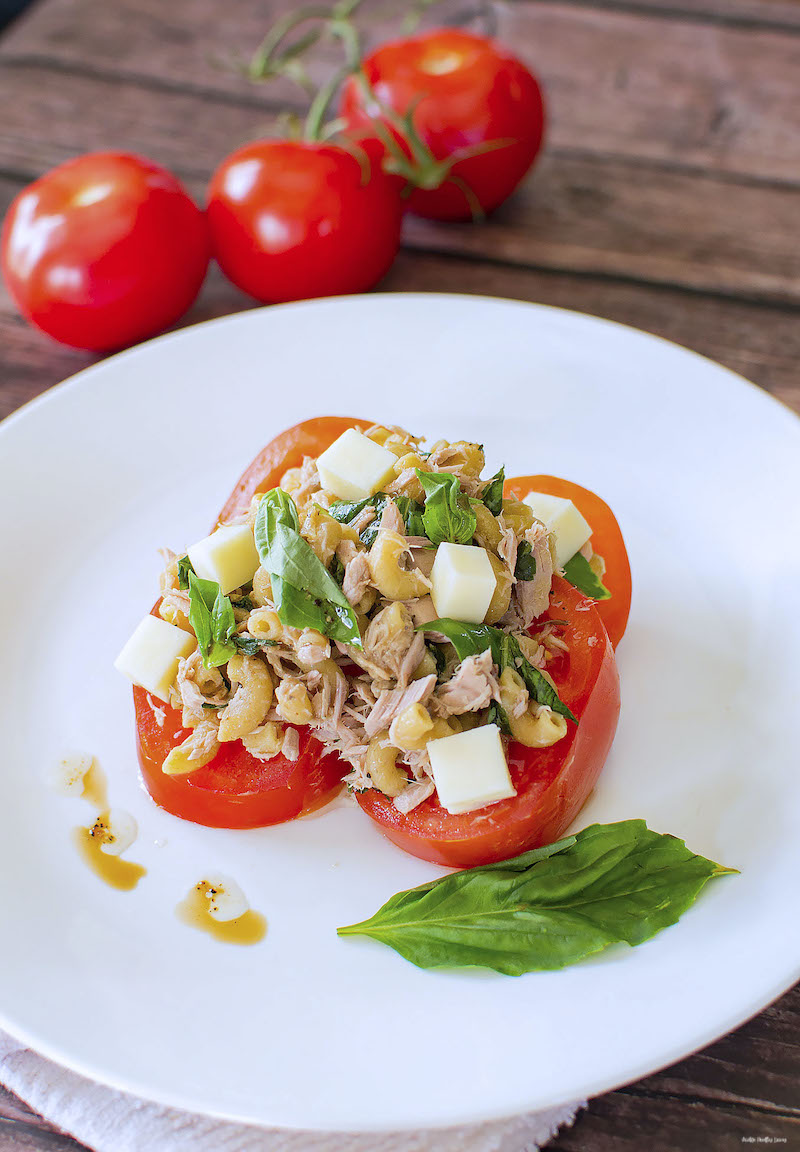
[1,294,798,1133]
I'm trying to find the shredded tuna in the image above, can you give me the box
[342,551,372,606]
[364,674,437,738]
[407,595,438,628]
[295,456,321,502]
[362,603,418,684]
[504,522,554,628]
[176,650,228,728]
[281,727,300,761]
[349,506,376,536]
[379,499,405,536]
[433,649,499,717]
[498,518,519,576]
[393,778,435,813]
[146,694,166,728]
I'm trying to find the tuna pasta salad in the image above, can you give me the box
[116,417,631,867]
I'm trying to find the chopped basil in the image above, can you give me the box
[329,554,345,585]
[231,594,255,611]
[231,634,276,655]
[416,470,476,546]
[338,821,737,975]
[254,490,362,648]
[187,572,237,668]
[486,699,512,735]
[514,540,537,582]
[563,551,611,600]
[176,555,195,590]
[327,493,425,548]
[423,618,577,723]
[482,467,505,516]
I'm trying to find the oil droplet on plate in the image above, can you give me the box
[81,760,108,810]
[73,815,146,891]
[176,882,266,945]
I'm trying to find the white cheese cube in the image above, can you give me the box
[187,523,260,595]
[114,615,196,702]
[523,491,592,569]
[428,725,516,815]
[430,542,496,624]
[316,428,397,501]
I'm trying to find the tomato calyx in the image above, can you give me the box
[242,1,514,218]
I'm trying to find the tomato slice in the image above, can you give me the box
[505,474,632,648]
[217,415,371,525]
[134,686,344,829]
[356,576,620,868]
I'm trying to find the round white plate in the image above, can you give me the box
[1,294,798,1133]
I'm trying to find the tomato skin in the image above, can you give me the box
[505,474,632,648]
[207,140,402,304]
[216,415,371,526]
[134,686,344,829]
[1,152,209,351]
[341,29,545,221]
[356,577,620,868]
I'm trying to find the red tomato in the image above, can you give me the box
[356,576,619,868]
[1,152,209,351]
[505,474,632,648]
[341,29,545,221]
[207,140,402,304]
[134,686,344,829]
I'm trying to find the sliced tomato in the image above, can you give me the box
[216,415,371,525]
[505,474,632,648]
[355,576,620,868]
[134,686,343,829]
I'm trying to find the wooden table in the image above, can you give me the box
[1,0,798,1147]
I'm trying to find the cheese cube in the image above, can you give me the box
[428,725,516,815]
[316,428,397,501]
[114,615,196,702]
[523,491,592,569]
[430,542,496,624]
[187,523,260,595]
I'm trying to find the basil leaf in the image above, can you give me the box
[424,619,576,723]
[393,494,427,538]
[327,495,373,525]
[232,634,276,655]
[486,699,512,735]
[338,821,737,975]
[482,467,505,516]
[416,470,477,546]
[187,572,237,668]
[563,551,611,600]
[255,491,361,648]
[329,554,345,585]
[514,540,537,582]
[231,594,255,611]
[177,555,195,590]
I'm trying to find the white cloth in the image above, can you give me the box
[0,1030,583,1152]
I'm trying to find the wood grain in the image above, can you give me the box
[3,0,800,184]
[2,67,799,306]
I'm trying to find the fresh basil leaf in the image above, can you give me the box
[338,821,737,975]
[482,467,505,516]
[416,470,477,546]
[255,491,362,648]
[514,540,537,582]
[177,555,195,591]
[329,554,345,585]
[428,642,448,682]
[486,699,512,736]
[327,496,373,525]
[232,634,276,655]
[231,594,255,611]
[563,551,611,601]
[423,619,576,723]
[187,572,237,668]
[393,494,426,538]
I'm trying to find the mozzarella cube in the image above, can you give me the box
[431,542,496,624]
[523,491,592,569]
[187,523,260,595]
[114,615,196,702]
[428,725,516,815]
[316,428,397,501]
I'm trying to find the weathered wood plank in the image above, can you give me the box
[2,0,799,184]
[548,1091,800,1151]
[534,0,800,30]
[1,69,799,306]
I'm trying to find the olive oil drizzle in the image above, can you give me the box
[73,815,146,891]
[176,882,267,945]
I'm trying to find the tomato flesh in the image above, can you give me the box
[505,474,632,648]
[356,577,619,868]
[134,686,344,829]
